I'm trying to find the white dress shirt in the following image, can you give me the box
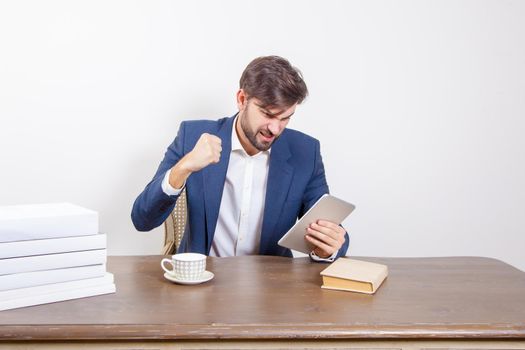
[209,119,270,256]
[161,117,336,261]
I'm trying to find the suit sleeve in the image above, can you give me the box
[301,140,350,260]
[131,122,188,231]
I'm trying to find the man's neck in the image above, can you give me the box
[234,115,259,156]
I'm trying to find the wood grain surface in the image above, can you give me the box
[1,255,524,341]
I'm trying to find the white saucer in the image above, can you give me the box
[163,270,214,285]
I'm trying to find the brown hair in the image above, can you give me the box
[239,56,308,109]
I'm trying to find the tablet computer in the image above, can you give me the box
[277,194,355,254]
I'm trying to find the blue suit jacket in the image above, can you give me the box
[131,115,349,258]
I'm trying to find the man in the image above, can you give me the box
[132,56,349,261]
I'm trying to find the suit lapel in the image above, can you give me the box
[259,136,293,255]
[203,116,234,253]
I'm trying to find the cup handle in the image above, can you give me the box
[161,258,174,274]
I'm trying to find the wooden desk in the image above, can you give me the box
[1,256,525,349]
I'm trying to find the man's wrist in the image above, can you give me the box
[162,170,185,196]
[169,159,192,189]
[310,251,337,262]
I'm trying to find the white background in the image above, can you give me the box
[1,1,524,270]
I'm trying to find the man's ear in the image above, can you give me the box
[236,89,248,111]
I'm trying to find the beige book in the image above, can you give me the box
[320,258,388,294]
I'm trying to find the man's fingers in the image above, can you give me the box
[211,150,221,163]
[305,234,333,256]
[305,235,337,258]
[317,220,341,231]
[203,133,222,145]
[309,222,333,236]
[314,221,346,242]
[305,221,348,257]
[309,223,338,240]
[187,133,224,171]
[200,134,222,158]
[306,227,337,246]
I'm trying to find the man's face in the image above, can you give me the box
[236,90,297,154]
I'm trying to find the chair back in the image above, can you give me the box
[162,189,187,255]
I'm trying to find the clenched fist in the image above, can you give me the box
[184,133,222,172]
[168,133,222,189]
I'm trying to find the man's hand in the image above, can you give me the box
[169,133,222,189]
[305,220,346,258]
[183,133,222,172]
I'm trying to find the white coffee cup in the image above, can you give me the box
[161,253,206,281]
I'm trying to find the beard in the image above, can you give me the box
[240,111,280,152]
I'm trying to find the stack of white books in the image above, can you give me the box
[0,203,115,311]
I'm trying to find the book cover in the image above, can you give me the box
[0,233,106,259]
[0,249,107,275]
[320,258,388,294]
[0,264,107,291]
[0,280,116,311]
[0,272,114,299]
[0,202,98,243]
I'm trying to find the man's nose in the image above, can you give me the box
[268,119,282,135]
